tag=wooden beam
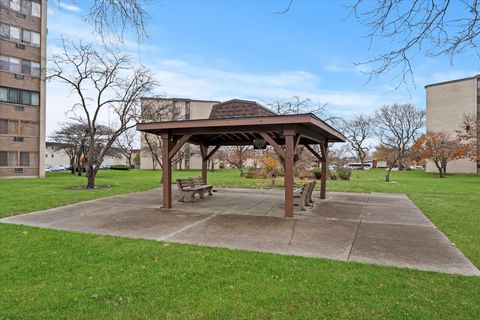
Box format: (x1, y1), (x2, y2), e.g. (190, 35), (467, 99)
(294, 134), (302, 149)
(168, 134), (192, 160)
(206, 145), (221, 160)
(200, 144), (208, 183)
(295, 126), (326, 144)
(161, 133), (172, 208)
(259, 132), (285, 159)
(320, 142), (328, 200)
(284, 131), (295, 218)
(304, 144), (324, 161)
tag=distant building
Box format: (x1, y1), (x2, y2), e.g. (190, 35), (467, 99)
(425, 75), (479, 173)
(0, 0), (47, 178)
(140, 97), (220, 170)
(45, 142), (138, 168)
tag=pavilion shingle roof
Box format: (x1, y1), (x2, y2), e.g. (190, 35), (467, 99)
(209, 99), (276, 119)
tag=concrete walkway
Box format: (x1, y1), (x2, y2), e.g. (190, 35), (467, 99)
(1, 188), (478, 276)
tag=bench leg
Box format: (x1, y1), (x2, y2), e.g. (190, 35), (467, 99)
(208, 187), (213, 196)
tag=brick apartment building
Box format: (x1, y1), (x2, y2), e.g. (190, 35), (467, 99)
(425, 75), (480, 173)
(0, 0), (47, 178)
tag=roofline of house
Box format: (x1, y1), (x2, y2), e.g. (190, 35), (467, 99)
(424, 74), (480, 89)
(140, 96), (221, 103)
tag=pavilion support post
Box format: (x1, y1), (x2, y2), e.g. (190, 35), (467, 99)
(161, 132), (172, 208)
(284, 129), (296, 218)
(200, 144), (208, 184)
(320, 142), (328, 200)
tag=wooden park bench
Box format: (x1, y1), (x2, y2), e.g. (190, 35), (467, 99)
(176, 177), (213, 202)
(293, 181), (316, 211)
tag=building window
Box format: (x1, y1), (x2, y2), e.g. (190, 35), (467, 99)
(0, 151), (7, 166)
(0, 87), (40, 106)
(21, 0), (31, 15)
(10, 26), (20, 41)
(0, 23), (39, 45)
(31, 2), (40, 17)
(8, 152), (17, 166)
(0, 24), (8, 38)
(10, 0), (20, 11)
(0, 119), (7, 134)
(31, 61), (40, 76)
(51, 154), (54, 158)
(31, 92), (39, 106)
(22, 29), (31, 44)
(8, 88), (19, 104)
(22, 29), (40, 46)
(0, 55), (20, 73)
(0, 87), (7, 101)
(8, 120), (18, 134)
(0, 1), (41, 17)
(31, 31), (40, 46)
(20, 152), (29, 166)
(20, 59), (40, 76)
(0, 24), (20, 41)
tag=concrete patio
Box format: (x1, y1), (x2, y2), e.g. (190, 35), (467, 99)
(1, 188), (478, 276)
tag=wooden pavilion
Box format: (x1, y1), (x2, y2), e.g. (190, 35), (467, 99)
(137, 99), (346, 218)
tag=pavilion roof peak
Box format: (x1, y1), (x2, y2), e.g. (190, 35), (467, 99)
(209, 99), (276, 119)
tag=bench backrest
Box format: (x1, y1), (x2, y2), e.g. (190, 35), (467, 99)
(176, 177), (206, 190)
(189, 177), (206, 187)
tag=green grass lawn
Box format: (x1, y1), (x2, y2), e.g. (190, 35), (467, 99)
(1, 168), (479, 319)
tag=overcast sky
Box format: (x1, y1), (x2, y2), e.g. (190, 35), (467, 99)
(46, 0), (478, 137)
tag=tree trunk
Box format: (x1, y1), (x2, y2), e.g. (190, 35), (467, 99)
(239, 167), (244, 177)
(442, 161), (447, 177)
(385, 167), (392, 182)
(70, 158), (75, 174)
(86, 164), (96, 189)
(434, 161), (444, 178)
(127, 155), (132, 168)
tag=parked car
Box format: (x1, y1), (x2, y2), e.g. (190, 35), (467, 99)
(45, 165), (53, 172)
(346, 162), (372, 170)
(49, 165), (68, 171)
(385, 167), (399, 171)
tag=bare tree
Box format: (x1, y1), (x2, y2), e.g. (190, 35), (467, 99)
(115, 128), (137, 167)
(48, 40), (156, 188)
(268, 96), (335, 121)
(52, 0), (151, 42)
(225, 146), (251, 177)
(351, 1), (480, 86)
(340, 115), (373, 169)
(374, 103), (425, 181)
(50, 121), (88, 174)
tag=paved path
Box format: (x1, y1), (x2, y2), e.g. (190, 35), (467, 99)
(2, 188), (478, 276)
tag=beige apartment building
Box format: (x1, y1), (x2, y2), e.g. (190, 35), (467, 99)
(0, 0), (47, 178)
(140, 97), (220, 170)
(425, 75), (479, 173)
